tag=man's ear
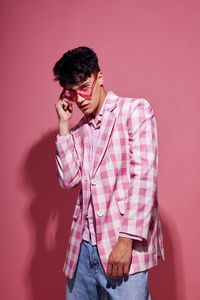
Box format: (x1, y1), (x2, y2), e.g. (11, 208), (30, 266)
(98, 71), (104, 86)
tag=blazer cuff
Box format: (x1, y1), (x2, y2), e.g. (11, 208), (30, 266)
(55, 133), (71, 144)
(119, 232), (143, 241)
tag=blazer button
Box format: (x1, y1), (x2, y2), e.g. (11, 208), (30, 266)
(97, 210), (104, 217)
(91, 179), (96, 185)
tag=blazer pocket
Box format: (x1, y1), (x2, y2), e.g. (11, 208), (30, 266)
(73, 205), (81, 220)
(117, 200), (126, 215)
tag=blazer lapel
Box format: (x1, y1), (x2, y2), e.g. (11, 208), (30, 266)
(92, 103), (119, 177)
(81, 122), (91, 177)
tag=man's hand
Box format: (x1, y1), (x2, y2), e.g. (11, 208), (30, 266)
(55, 92), (74, 136)
(106, 237), (133, 278)
(55, 98), (73, 123)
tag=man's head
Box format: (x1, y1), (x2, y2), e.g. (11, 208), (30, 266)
(53, 46), (106, 118)
(53, 46), (100, 86)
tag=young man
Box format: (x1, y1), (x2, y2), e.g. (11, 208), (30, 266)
(53, 46), (165, 299)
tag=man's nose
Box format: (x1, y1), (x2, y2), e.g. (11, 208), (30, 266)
(76, 94), (85, 104)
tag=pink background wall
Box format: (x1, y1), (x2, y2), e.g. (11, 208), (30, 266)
(1, 0), (199, 299)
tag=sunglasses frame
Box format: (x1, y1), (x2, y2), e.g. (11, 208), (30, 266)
(60, 72), (99, 102)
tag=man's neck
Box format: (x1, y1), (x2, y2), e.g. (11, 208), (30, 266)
(92, 88), (107, 124)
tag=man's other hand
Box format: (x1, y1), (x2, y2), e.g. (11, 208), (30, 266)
(106, 237), (133, 278)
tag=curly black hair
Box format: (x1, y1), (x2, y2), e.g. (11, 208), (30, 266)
(53, 46), (100, 87)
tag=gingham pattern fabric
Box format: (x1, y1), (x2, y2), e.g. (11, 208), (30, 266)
(55, 90), (165, 279)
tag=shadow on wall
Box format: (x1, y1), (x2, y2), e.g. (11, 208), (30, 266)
(149, 211), (186, 300)
(22, 130), (80, 300)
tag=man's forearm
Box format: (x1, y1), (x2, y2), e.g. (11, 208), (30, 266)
(59, 120), (70, 136)
(118, 236), (133, 246)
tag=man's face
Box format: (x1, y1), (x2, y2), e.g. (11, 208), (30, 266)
(64, 72), (104, 117)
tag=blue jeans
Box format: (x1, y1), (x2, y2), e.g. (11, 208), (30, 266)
(66, 239), (151, 300)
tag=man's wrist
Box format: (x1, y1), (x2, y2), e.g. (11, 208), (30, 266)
(118, 236), (133, 246)
(59, 120), (70, 136)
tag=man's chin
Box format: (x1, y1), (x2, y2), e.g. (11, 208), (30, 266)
(82, 107), (94, 115)
(82, 110), (91, 115)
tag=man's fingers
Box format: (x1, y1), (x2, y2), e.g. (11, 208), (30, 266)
(123, 263), (130, 276)
(107, 263), (112, 276)
(111, 265), (118, 277)
(58, 99), (73, 112)
(64, 99), (73, 106)
(107, 262), (129, 278)
(118, 265), (124, 277)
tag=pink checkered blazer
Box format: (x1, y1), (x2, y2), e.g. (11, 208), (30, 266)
(55, 90), (165, 279)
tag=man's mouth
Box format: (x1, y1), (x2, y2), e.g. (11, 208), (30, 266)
(80, 104), (89, 110)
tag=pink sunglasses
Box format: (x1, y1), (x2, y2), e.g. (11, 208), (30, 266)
(60, 72), (99, 102)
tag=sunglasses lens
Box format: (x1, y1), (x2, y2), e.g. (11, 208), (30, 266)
(61, 90), (77, 102)
(78, 87), (92, 99)
(60, 85), (93, 102)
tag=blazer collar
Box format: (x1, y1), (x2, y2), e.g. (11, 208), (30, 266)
(91, 91), (120, 177)
(103, 90), (119, 112)
(84, 90), (119, 124)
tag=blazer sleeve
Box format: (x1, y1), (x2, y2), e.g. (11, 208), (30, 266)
(120, 99), (158, 241)
(55, 130), (82, 189)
